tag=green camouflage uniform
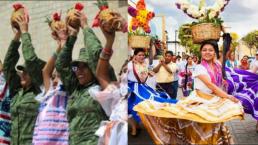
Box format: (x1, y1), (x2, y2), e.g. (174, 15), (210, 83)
(3, 33), (45, 145)
(56, 27), (116, 145)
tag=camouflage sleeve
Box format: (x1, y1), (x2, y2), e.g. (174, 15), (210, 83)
(82, 27), (117, 81)
(3, 40), (21, 95)
(82, 27), (102, 76)
(56, 35), (78, 94)
(21, 33), (46, 87)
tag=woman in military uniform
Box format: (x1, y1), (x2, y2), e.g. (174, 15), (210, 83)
(55, 11), (116, 145)
(4, 14), (45, 144)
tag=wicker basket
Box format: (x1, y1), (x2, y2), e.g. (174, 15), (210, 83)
(129, 35), (151, 49)
(191, 23), (221, 44)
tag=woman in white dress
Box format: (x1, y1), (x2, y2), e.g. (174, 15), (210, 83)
(88, 14), (128, 145)
(32, 25), (69, 145)
(133, 40), (243, 144)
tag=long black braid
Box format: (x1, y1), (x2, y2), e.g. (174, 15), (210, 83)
(184, 62), (189, 90)
(222, 33), (232, 80)
(184, 56), (192, 90)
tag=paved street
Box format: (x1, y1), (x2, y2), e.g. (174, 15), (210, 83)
(129, 89), (258, 145)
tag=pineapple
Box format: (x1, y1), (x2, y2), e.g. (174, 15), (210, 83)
(67, 3), (84, 29)
(11, 3), (26, 30)
(95, 0), (121, 31)
(46, 12), (67, 40)
(99, 9), (113, 22)
(46, 12), (66, 32)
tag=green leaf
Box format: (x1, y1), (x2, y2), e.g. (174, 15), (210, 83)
(242, 30), (258, 49)
(44, 16), (52, 25)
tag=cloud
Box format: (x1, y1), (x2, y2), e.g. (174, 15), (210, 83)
(221, 0), (257, 22)
(129, 0), (257, 39)
(144, 0), (258, 38)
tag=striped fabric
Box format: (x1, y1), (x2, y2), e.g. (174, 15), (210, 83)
(226, 67), (258, 120)
(0, 73), (10, 145)
(128, 81), (177, 122)
(32, 85), (68, 145)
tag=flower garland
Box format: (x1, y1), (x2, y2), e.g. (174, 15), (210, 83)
(128, 0), (155, 34)
(175, 0), (230, 20)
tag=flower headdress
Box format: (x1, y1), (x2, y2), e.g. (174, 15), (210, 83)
(128, 0), (155, 34)
(175, 0), (230, 25)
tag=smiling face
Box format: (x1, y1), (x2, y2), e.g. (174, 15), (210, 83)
(172, 55), (177, 63)
(187, 56), (193, 65)
(192, 56), (197, 62)
(134, 51), (145, 63)
(18, 71), (32, 89)
(165, 53), (172, 63)
(241, 56), (249, 64)
(229, 52), (235, 60)
(201, 44), (216, 62)
(52, 71), (61, 89)
(73, 62), (94, 85)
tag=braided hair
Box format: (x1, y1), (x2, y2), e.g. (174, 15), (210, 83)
(183, 56), (192, 90)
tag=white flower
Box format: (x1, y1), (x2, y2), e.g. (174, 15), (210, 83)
(208, 9), (218, 18)
(181, 3), (190, 10)
(187, 5), (201, 18)
(178, 0), (190, 4)
(176, 0), (228, 20)
(199, 15), (206, 20)
(212, 3), (221, 11)
(217, 0), (225, 7)
(199, 7), (206, 15)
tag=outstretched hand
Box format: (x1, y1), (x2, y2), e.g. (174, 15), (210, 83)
(100, 19), (115, 45)
(78, 11), (88, 29)
(110, 12), (127, 31)
(67, 11), (88, 29)
(51, 31), (65, 53)
(15, 15), (28, 33)
(53, 26), (68, 41)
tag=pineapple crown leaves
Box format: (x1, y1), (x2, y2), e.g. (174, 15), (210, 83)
(44, 11), (62, 25)
(94, 0), (109, 10)
(45, 16), (52, 25)
(67, 7), (73, 13)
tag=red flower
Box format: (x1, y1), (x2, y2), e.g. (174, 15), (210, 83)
(13, 3), (24, 11)
(151, 12), (155, 18)
(136, 0), (146, 10)
(75, 3), (84, 11)
(52, 12), (61, 21)
(179, 72), (186, 77)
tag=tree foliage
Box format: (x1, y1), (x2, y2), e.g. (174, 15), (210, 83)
(241, 30), (258, 49)
(178, 23), (200, 56)
(230, 32), (240, 51)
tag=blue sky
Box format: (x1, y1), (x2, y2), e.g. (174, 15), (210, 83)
(129, 0), (258, 41)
